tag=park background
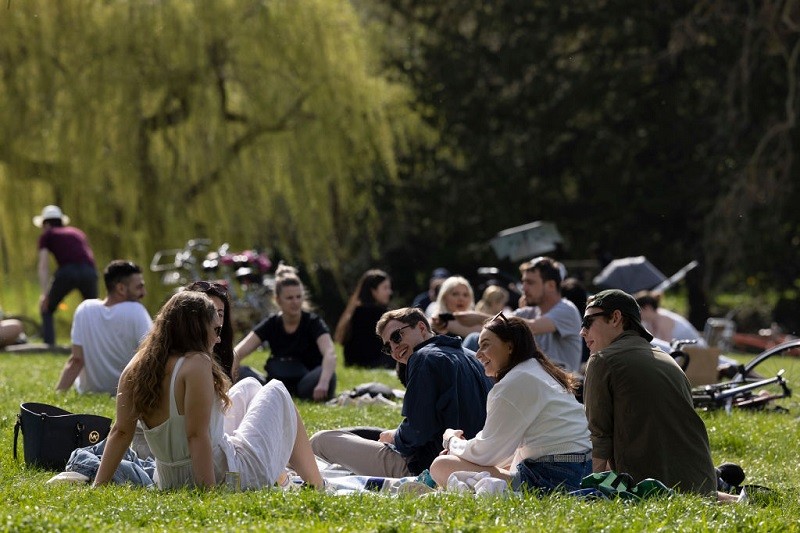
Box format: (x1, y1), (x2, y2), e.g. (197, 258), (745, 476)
(1, 0), (799, 337)
(2, 4), (800, 531)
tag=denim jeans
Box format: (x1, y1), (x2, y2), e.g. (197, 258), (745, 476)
(512, 457), (592, 494)
(237, 363), (337, 401)
(66, 438), (156, 487)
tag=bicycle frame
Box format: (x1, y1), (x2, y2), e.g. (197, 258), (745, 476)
(150, 238), (276, 334)
(693, 371), (790, 413)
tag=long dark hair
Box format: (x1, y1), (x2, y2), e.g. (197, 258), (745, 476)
(484, 314), (578, 392)
(356, 269), (390, 306)
(183, 281), (234, 380)
(334, 269), (390, 344)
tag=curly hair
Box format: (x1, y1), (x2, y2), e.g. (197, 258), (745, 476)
(126, 291), (230, 416)
(483, 314), (578, 392)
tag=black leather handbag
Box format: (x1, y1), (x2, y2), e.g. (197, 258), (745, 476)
(13, 402), (112, 471)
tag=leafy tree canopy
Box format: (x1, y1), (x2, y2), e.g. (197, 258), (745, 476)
(0, 0), (424, 311)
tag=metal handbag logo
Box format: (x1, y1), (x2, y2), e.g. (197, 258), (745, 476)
(89, 430), (101, 444)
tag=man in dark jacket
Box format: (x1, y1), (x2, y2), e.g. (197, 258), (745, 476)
(310, 307), (493, 477)
(582, 289), (717, 496)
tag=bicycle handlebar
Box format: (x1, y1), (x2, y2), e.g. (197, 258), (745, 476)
(186, 238), (212, 249)
(150, 238), (213, 272)
(150, 248), (184, 272)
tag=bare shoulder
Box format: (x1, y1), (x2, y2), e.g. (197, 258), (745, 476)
(180, 351), (214, 372)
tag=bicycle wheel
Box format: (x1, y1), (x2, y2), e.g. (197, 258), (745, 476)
(734, 339), (800, 411)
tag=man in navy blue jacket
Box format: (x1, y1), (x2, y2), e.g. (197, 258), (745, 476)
(310, 307), (493, 477)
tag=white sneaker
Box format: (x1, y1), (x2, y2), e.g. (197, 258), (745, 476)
(46, 471), (90, 484)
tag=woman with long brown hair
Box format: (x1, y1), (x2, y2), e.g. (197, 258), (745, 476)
(93, 290), (322, 490)
(430, 314), (590, 493)
(334, 269), (393, 368)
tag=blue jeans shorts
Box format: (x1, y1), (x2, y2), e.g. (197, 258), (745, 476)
(512, 452), (592, 494)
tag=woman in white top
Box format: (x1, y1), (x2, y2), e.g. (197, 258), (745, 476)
(93, 291), (322, 490)
(430, 313), (591, 493)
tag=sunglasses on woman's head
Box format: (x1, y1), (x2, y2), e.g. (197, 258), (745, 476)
(188, 280), (228, 295)
(491, 311), (509, 324)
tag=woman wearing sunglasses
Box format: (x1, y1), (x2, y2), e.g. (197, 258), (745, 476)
(183, 281), (235, 380)
(233, 264), (337, 402)
(430, 313), (591, 493)
(94, 290), (323, 490)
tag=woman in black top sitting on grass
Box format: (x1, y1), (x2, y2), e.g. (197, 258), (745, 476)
(233, 264), (337, 402)
(334, 269), (394, 368)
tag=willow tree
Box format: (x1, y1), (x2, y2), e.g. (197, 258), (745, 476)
(0, 0), (420, 311)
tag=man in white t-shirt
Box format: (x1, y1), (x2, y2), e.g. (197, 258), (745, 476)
(55, 260), (152, 394)
(634, 291), (707, 347)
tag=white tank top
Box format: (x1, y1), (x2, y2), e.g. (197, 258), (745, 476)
(142, 356), (230, 488)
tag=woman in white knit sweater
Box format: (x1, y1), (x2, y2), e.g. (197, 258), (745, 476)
(430, 313), (591, 493)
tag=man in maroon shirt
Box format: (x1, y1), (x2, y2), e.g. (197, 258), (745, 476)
(33, 205), (98, 345)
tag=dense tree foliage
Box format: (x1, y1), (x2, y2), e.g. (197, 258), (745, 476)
(361, 0), (800, 327)
(0, 0), (421, 312)
(1, 1), (798, 332)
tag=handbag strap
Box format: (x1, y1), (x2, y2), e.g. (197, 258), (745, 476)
(13, 413), (21, 460)
(74, 421), (84, 446)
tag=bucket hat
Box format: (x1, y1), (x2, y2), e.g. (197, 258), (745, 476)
(33, 205), (70, 227)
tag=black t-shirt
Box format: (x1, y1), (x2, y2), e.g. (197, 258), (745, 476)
(343, 305), (393, 368)
(252, 311), (330, 369)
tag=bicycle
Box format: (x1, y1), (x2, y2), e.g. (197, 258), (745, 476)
(150, 239), (277, 335)
(680, 339), (800, 413)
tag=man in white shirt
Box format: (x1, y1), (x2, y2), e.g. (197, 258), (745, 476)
(55, 260), (152, 394)
(634, 291), (707, 346)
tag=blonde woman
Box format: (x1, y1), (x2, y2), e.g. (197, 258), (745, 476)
(475, 285), (510, 315)
(428, 276), (481, 339)
(233, 264), (337, 402)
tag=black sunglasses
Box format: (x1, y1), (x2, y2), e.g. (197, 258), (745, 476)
(382, 324), (412, 355)
(581, 310), (613, 330)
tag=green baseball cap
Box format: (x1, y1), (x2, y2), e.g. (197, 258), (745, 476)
(586, 289), (654, 342)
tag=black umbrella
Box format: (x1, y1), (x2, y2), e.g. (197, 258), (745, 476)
(592, 256), (667, 294)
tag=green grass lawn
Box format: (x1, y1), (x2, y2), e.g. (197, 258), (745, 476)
(1, 349), (799, 532)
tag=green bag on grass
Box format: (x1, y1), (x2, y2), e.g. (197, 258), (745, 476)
(581, 471), (673, 501)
